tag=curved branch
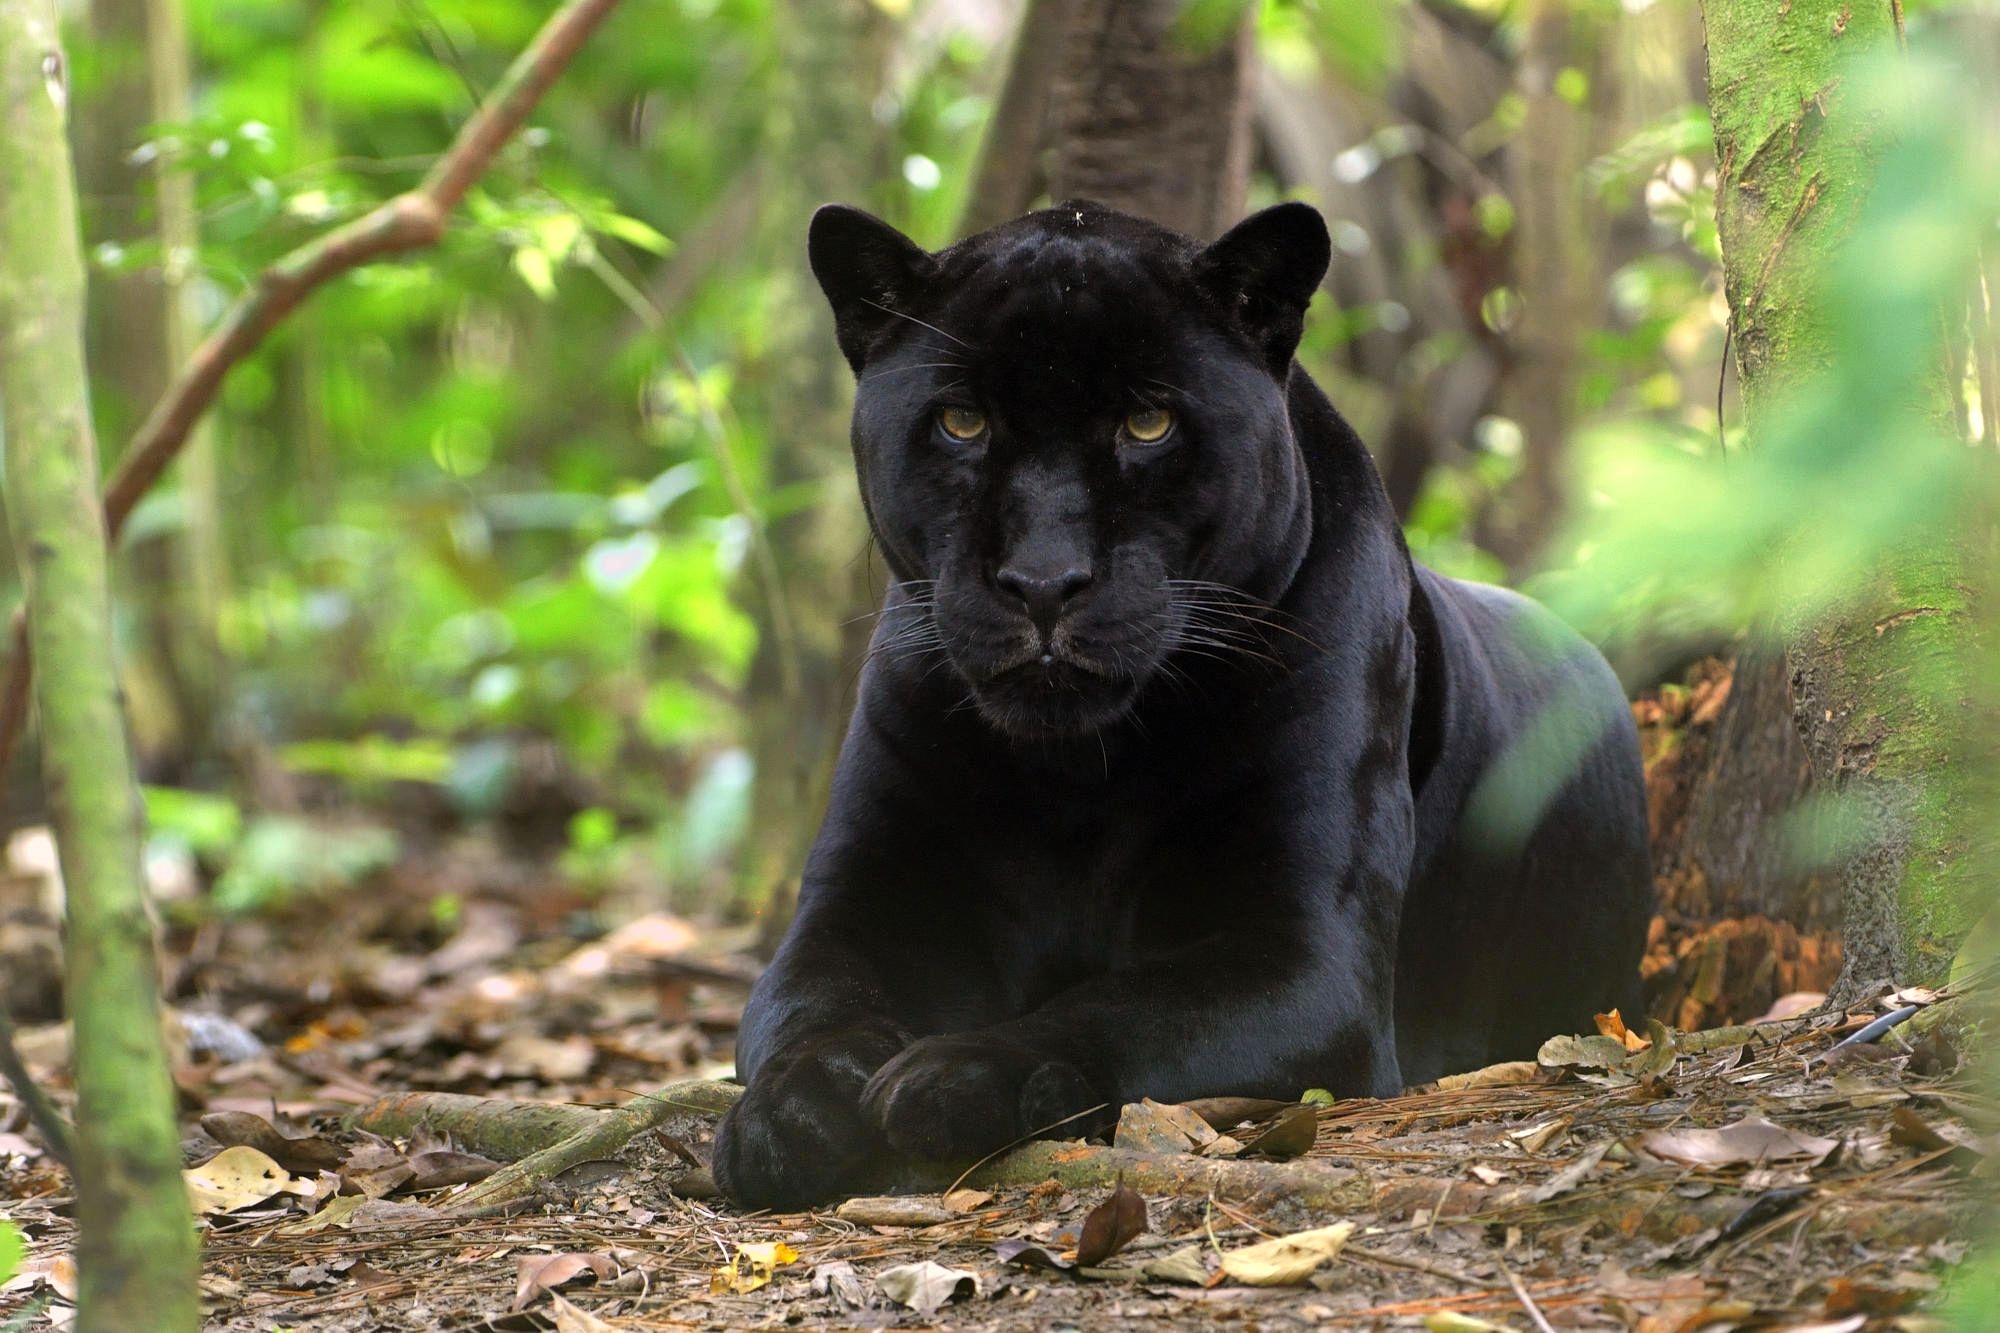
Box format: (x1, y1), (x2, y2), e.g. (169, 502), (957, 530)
(0, 0), (625, 799)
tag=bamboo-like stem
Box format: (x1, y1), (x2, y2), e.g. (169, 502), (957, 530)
(0, 5), (199, 1327)
(0, 0), (626, 796)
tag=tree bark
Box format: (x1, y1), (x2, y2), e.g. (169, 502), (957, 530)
(738, 0), (892, 937)
(0, 5), (201, 1327)
(1700, 0), (1981, 986)
(960, 0), (1066, 234)
(1045, 0), (1253, 239)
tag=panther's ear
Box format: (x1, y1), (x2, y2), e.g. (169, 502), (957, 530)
(1195, 202), (1331, 373)
(808, 204), (939, 372)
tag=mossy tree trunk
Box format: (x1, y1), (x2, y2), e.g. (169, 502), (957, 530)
(1700, 0), (1980, 986)
(0, 4), (200, 1329)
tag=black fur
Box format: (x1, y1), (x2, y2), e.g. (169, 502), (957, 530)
(711, 201), (1652, 1210)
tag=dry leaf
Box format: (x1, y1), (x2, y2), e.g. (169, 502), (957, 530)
(1176, 1096), (1294, 1129)
(184, 1145), (315, 1214)
(1141, 1245), (1209, 1285)
(515, 1253), (619, 1310)
(1239, 1104), (1318, 1159)
(1596, 1008), (1651, 1051)
(549, 1293), (622, 1332)
(406, 1149), (500, 1191)
(1640, 1117), (1837, 1168)
(1114, 1098), (1217, 1153)
(834, 1195), (954, 1227)
(1435, 1061), (1540, 1091)
(1537, 1032), (1630, 1070)
(994, 1238), (1073, 1271)
(277, 1193), (366, 1235)
(942, 1188), (992, 1213)
(199, 1111), (343, 1174)
(877, 1260), (978, 1313)
(810, 1260), (867, 1309)
(1219, 1221), (1354, 1285)
(1423, 1315), (1512, 1332)
(1076, 1182), (1147, 1265)
(709, 1241), (797, 1295)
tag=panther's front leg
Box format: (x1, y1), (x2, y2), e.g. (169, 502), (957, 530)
(862, 890), (1406, 1162)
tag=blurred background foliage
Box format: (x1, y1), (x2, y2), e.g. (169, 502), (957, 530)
(1, 0), (1993, 963)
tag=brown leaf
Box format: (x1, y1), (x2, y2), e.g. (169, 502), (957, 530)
(405, 1149), (500, 1191)
(941, 1187), (992, 1213)
(1595, 1008), (1651, 1051)
(1113, 1098), (1216, 1153)
(515, 1253), (619, 1310)
(994, 1238), (1073, 1271)
(1175, 1096), (1294, 1130)
(1435, 1061), (1541, 1091)
(833, 1195), (955, 1227)
(1239, 1104), (1318, 1159)
(199, 1112), (344, 1175)
(549, 1293), (622, 1332)
(1639, 1117), (1837, 1168)
(1075, 1181), (1147, 1266)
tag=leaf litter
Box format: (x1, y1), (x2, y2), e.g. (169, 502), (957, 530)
(0, 822), (1989, 1332)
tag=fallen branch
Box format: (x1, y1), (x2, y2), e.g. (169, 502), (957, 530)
(0, 1003), (73, 1170)
(0, 0), (626, 800)
(347, 1079), (741, 1217)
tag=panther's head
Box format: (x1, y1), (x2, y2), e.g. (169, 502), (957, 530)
(812, 200), (1331, 740)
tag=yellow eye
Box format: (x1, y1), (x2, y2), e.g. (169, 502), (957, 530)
(1124, 408), (1174, 443)
(937, 407), (987, 441)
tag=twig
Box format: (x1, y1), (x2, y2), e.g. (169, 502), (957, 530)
(0, 1002), (73, 1169)
(0, 0), (626, 802)
(1496, 1257), (1559, 1333)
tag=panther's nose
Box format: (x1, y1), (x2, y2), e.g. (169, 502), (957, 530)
(995, 565), (1094, 638)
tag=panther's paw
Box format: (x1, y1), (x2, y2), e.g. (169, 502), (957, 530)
(711, 1025), (906, 1210)
(860, 1034), (1099, 1161)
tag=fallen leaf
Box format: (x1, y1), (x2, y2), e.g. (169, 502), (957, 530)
(1114, 1098), (1217, 1153)
(1625, 1019), (1679, 1077)
(1596, 1008), (1651, 1051)
(184, 1146), (314, 1214)
(994, 1238), (1073, 1271)
(1423, 1315), (1512, 1332)
(1197, 1133), (1246, 1157)
(1218, 1221), (1354, 1286)
(1528, 1141), (1611, 1203)
(1239, 1104), (1318, 1159)
(834, 1195), (954, 1227)
(877, 1260), (978, 1314)
(516, 1254), (620, 1310)
(1510, 1116), (1571, 1154)
(810, 1260), (867, 1309)
(1141, 1245), (1210, 1285)
(1639, 1117), (1837, 1168)
(406, 1149), (500, 1191)
(1076, 1182), (1147, 1265)
(0, 1254), (77, 1302)
(1176, 1096), (1294, 1129)
(549, 1293), (621, 1332)
(199, 1112), (344, 1174)
(277, 1194), (367, 1234)
(1300, 1088), (1335, 1106)
(1537, 1033), (1631, 1070)
(1435, 1061), (1540, 1091)
(1825, 1277), (1919, 1316)
(942, 1187), (992, 1213)
(709, 1241), (797, 1295)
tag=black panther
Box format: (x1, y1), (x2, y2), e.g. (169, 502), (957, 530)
(711, 200), (1651, 1210)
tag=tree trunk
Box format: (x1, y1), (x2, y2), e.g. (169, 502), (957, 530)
(1700, 0), (1981, 987)
(0, 6), (200, 1328)
(960, 0), (1065, 234)
(738, 0), (891, 937)
(1046, 0), (1253, 239)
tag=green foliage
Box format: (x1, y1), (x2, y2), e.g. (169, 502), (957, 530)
(211, 816), (399, 915)
(0, 1218), (22, 1287)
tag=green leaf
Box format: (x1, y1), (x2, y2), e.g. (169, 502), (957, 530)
(0, 1218), (23, 1287)
(596, 212), (673, 255)
(512, 245), (557, 300)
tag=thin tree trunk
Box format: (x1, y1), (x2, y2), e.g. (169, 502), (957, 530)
(0, 5), (200, 1328)
(1046, 0), (1253, 239)
(1700, 0), (1981, 987)
(960, 0), (1066, 234)
(739, 0), (891, 938)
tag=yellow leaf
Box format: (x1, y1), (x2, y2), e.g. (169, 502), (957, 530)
(1219, 1221), (1354, 1286)
(184, 1145), (313, 1214)
(710, 1240), (799, 1294)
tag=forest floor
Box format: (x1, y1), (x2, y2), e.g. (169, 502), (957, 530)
(0, 660), (1992, 1331)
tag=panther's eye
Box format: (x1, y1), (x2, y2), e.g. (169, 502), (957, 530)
(1123, 408), (1174, 444)
(936, 407), (987, 443)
